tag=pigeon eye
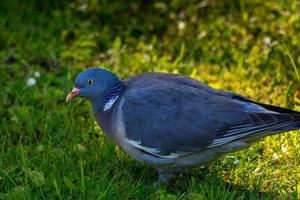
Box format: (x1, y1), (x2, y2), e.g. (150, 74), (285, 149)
(88, 79), (93, 85)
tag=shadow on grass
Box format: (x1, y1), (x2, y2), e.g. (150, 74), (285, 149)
(122, 159), (282, 199)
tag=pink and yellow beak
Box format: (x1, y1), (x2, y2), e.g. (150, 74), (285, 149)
(66, 87), (80, 102)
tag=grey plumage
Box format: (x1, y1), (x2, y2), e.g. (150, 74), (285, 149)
(121, 73), (300, 156)
(67, 68), (300, 184)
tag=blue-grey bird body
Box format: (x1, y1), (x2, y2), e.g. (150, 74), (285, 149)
(66, 68), (300, 184)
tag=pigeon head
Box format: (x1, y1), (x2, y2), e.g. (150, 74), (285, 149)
(66, 68), (124, 111)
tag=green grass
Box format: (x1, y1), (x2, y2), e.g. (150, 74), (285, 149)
(1, 0), (300, 199)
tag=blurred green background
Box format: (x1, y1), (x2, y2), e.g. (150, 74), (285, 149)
(0, 0), (300, 199)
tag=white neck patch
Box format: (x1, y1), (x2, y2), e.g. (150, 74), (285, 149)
(103, 95), (119, 111)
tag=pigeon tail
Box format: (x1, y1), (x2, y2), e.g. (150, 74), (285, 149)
(209, 105), (300, 148)
(244, 110), (300, 143)
(259, 103), (300, 132)
(272, 117), (300, 132)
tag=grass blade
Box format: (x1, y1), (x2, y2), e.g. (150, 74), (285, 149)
(80, 159), (85, 195)
(53, 178), (62, 200)
(284, 43), (300, 84)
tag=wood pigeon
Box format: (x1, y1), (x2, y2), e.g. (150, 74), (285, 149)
(66, 68), (300, 184)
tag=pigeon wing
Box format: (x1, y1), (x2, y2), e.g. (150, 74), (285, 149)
(121, 74), (300, 158)
(121, 81), (245, 158)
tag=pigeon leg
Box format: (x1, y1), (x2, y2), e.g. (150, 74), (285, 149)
(155, 167), (181, 186)
(155, 171), (175, 186)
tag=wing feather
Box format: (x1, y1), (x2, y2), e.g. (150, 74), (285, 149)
(120, 73), (300, 158)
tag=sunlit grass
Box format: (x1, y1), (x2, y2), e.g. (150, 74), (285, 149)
(1, 0), (300, 199)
